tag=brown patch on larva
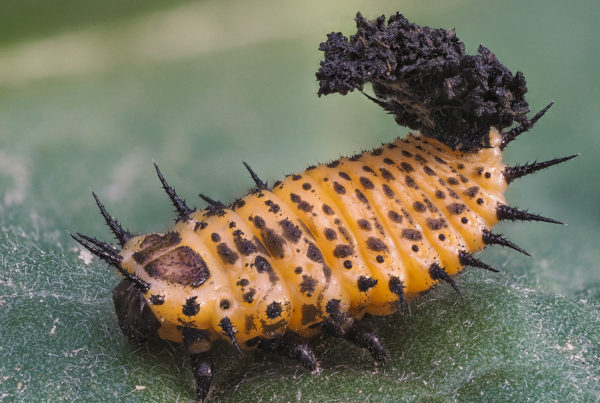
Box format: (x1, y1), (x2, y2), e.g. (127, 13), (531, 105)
(324, 228), (337, 240)
(333, 181), (346, 194)
(253, 236), (268, 255)
(264, 200), (281, 213)
(426, 218), (446, 230)
(366, 237), (387, 251)
(262, 229), (286, 259)
(355, 189), (369, 204)
(245, 315), (257, 332)
(254, 255), (279, 284)
(359, 177), (374, 189)
(323, 265), (332, 281)
(292, 174), (302, 180)
(400, 162), (414, 173)
(252, 215), (265, 229)
(243, 288), (256, 303)
(300, 275), (318, 296)
(333, 244), (354, 258)
(290, 193), (312, 212)
(405, 176), (417, 188)
(233, 236), (257, 256)
(434, 190), (446, 199)
(448, 189), (460, 199)
(411, 245), (419, 252)
(447, 203), (467, 215)
(424, 198), (438, 212)
(475, 166), (484, 176)
(357, 276), (378, 292)
(447, 177), (459, 185)
(301, 304), (320, 325)
(338, 226), (352, 242)
(464, 186), (479, 198)
(217, 243), (239, 265)
(413, 201), (427, 212)
(133, 231), (181, 264)
(382, 184), (395, 198)
(434, 156), (447, 164)
(401, 150), (412, 157)
(415, 154), (427, 164)
(383, 157), (394, 165)
(327, 160), (340, 168)
(357, 219), (371, 230)
(322, 204), (334, 215)
(279, 219), (302, 243)
(423, 166), (435, 176)
(339, 171), (351, 181)
(302, 183), (312, 190)
(307, 243), (324, 263)
(402, 229), (423, 241)
(362, 165), (374, 173)
(388, 210), (402, 223)
(379, 168), (394, 180)
(144, 246), (210, 287)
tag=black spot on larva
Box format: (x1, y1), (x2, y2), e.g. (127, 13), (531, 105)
(383, 157), (394, 165)
(448, 189), (460, 199)
(376, 255), (384, 263)
(457, 163), (465, 170)
(461, 217), (469, 224)
(181, 327), (210, 347)
(357, 276), (378, 292)
(300, 275), (318, 296)
(292, 174), (302, 180)
(389, 276), (405, 299)
(343, 260), (353, 269)
(253, 236), (268, 255)
(371, 148), (383, 156)
(254, 255), (279, 284)
(388, 210), (402, 223)
(447, 203), (467, 215)
(388, 143), (397, 149)
(400, 162), (414, 173)
(424, 199), (438, 213)
(262, 229), (286, 259)
(402, 229), (423, 241)
(302, 183), (312, 190)
(366, 237), (387, 252)
(464, 186), (479, 198)
(229, 221), (236, 229)
(243, 288), (256, 303)
(295, 266), (303, 274)
(290, 193), (312, 212)
(133, 231), (181, 264)
(379, 168), (394, 180)
(382, 184), (395, 198)
(435, 190), (446, 199)
(307, 243), (323, 263)
(194, 221), (208, 231)
(485, 172), (492, 179)
(279, 219), (302, 243)
(427, 218), (446, 230)
(266, 302), (283, 319)
(423, 166), (435, 176)
(338, 226), (352, 242)
(359, 176), (374, 189)
(415, 154), (427, 164)
(217, 243), (239, 265)
(144, 246), (209, 287)
(411, 245), (419, 252)
(401, 150), (412, 157)
(413, 201), (426, 212)
(233, 199), (246, 209)
(210, 233), (221, 242)
(237, 278), (249, 287)
(477, 198), (484, 205)
(324, 228), (337, 240)
(234, 236), (257, 256)
(333, 181), (346, 194)
(435, 156), (447, 164)
(220, 299), (230, 310)
(265, 200), (281, 213)
(327, 160), (340, 168)
(438, 234), (446, 241)
(150, 294), (164, 305)
(363, 166), (374, 174)
(323, 265), (332, 281)
(405, 176), (417, 188)
(182, 297), (200, 316)
(349, 154), (360, 161)
(459, 174), (469, 183)
(322, 204), (334, 215)
(357, 219), (371, 230)
(253, 216), (266, 229)
(354, 189), (368, 204)
(301, 304), (320, 325)
(447, 177), (459, 186)
(333, 244), (354, 258)
(339, 171), (351, 181)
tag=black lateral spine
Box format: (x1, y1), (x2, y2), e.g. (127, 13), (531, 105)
(154, 163), (194, 221)
(242, 161), (267, 190)
(458, 251), (499, 273)
(503, 155), (578, 184)
(92, 191), (131, 246)
(496, 204), (563, 225)
(482, 229), (530, 256)
(500, 102), (554, 150)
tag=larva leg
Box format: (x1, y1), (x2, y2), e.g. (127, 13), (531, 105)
(112, 279), (160, 344)
(257, 332), (319, 372)
(190, 351), (213, 403)
(344, 321), (387, 363)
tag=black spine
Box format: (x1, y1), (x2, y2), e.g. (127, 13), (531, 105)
(458, 251), (499, 273)
(482, 229), (530, 256)
(154, 163), (194, 221)
(92, 191), (131, 246)
(500, 102), (554, 150)
(504, 155), (578, 184)
(496, 204), (563, 225)
(218, 317), (242, 355)
(242, 161), (267, 190)
(429, 263), (460, 294)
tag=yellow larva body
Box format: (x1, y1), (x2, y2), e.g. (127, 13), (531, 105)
(118, 129), (506, 350)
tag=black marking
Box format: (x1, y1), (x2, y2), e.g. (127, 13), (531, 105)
(459, 251), (499, 273)
(405, 176), (416, 188)
(324, 228), (337, 240)
(429, 263), (460, 294)
(339, 171), (351, 180)
(388, 210), (402, 223)
(292, 174), (302, 180)
(219, 317), (242, 354)
(144, 245), (210, 287)
(359, 176), (374, 189)
(366, 237), (387, 251)
(182, 296), (200, 316)
(447, 203), (466, 215)
(233, 236), (258, 256)
(149, 294), (164, 305)
(379, 168), (394, 180)
(217, 243), (239, 264)
(91, 191), (131, 246)
(266, 301), (283, 319)
(447, 177), (459, 185)
(295, 266), (303, 274)
(333, 244), (354, 258)
(220, 299), (231, 310)
(496, 204), (563, 225)
(383, 157), (394, 165)
(376, 255), (384, 263)
(243, 161), (267, 189)
(357, 219), (371, 230)
(389, 276), (406, 312)
(154, 163), (194, 221)
(194, 221), (208, 231)
(306, 243), (324, 262)
(413, 201), (426, 212)
(343, 260), (353, 269)
(265, 200), (280, 213)
(482, 229), (530, 256)
(355, 189), (369, 204)
(301, 304), (320, 325)
(382, 184), (395, 198)
(327, 160), (340, 168)
(400, 162), (414, 173)
(401, 229), (422, 241)
(254, 255), (279, 284)
(322, 204), (334, 215)
(464, 186), (479, 198)
(302, 182), (312, 190)
(279, 219), (302, 243)
(133, 231), (182, 264)
(243, 288), (256, 303)
(500, 102), (554, 150)
(211, 233), (221, 242)
(300, 275), (318, 296)
(357, 276), (378, 292)
(504, 155), (578, 184)
(333, 181), (346, 194)
(262, 229), (286, 259)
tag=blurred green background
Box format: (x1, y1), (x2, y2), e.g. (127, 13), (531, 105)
(0, 0), (598, 401)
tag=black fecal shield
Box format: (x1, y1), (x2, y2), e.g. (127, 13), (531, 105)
(112, 279), (161, 344)
(316, 12), (530, 151)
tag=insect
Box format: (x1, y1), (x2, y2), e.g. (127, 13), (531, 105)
(72, 12), (576, 401)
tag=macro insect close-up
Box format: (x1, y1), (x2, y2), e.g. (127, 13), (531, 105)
(1, 1), (599, 402)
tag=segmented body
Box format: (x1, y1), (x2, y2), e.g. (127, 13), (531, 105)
(118, 129), (506, 351)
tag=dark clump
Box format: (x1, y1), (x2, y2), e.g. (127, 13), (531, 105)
(316, 12), (530, 151)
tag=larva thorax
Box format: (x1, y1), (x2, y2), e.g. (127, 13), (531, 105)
(117, 129), (507, 350)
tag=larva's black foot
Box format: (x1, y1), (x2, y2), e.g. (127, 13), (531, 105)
(112, 279), (160, 344)
(190, 351), (213, 403)
(345, 321), (388, 364)
(257, 332), (319, 372)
